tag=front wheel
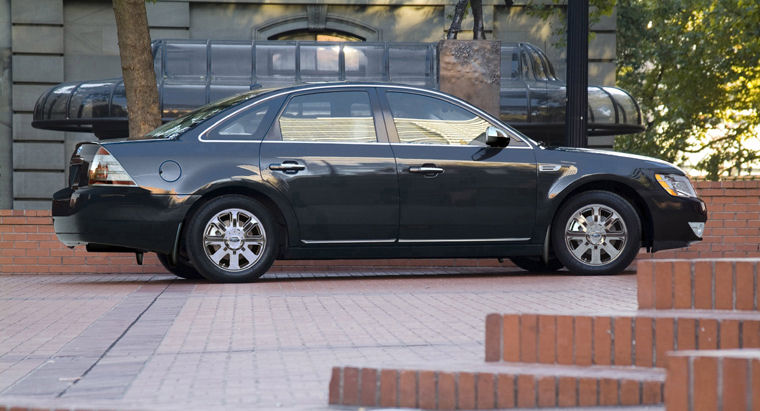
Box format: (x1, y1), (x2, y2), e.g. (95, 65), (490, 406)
(551, 191), (641, 276)
(186, 195), (277, 283)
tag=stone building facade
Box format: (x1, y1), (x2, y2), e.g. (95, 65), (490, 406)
(0, 0), (617, 209)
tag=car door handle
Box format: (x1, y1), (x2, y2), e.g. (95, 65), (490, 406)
(409, 166), (444, 175)
(269, 162), (306, 173)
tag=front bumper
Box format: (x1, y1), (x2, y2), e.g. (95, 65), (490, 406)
(650, 195), (707, 252)
(52, 186), (199, 254)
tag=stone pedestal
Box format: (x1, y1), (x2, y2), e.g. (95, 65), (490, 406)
(437, 40), (500, 117)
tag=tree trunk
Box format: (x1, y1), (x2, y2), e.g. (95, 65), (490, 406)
(112, 0), (161, 140)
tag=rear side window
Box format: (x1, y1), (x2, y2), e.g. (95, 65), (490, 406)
(206, 99), (280, 141)
(278, 91), (377, 143)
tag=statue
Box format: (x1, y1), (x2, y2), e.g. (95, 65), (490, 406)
(447, 0), (486, 39)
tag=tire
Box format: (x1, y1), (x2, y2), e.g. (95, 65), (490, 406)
(156, 253), (204, 280)
(186, 195), (277, 283)
(551, 190), (641, 276)
(510, 256), (563, 273)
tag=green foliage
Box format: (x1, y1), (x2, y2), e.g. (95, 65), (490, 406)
(615, 0), (760, 179)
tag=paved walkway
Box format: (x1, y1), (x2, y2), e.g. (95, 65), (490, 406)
(0, 268), (639, 410)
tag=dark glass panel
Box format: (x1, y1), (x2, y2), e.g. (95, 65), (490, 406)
(344, 44), (385, 81)
(299, 43), (340, 82)
(210, 43), (252, 84)
(68, 82), (114, 119)
(255, 43), (297, 87)
(388, 45), (432, 87)
(44, 83), (77, 120)
(209, 84), (252, 103)
(164, 42), (207, 81)
(110, 82), (128, 117)
(162, 83), (207, 118)
(587, 87), (615, 124)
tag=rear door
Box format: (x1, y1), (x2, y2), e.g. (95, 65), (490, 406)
(260, 87), (398, 244)
(380, 89), (537, 242)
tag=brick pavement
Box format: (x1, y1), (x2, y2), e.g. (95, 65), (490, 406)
(0, 269), (640, 410)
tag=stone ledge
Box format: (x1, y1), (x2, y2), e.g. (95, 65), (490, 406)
(328, 363), (664, 408)
(485, 312), (760, 367)
(637, 259), (760, 311)
(666, 349), (760, 411)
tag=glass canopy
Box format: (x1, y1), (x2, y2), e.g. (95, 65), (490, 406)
(33, 40), (643, 143)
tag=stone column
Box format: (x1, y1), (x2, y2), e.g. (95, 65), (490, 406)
(10, 0), (65, 209)
(437, 40), (500, 117)
(0, 0), (11, 208)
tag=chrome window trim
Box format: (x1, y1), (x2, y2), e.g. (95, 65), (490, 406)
(262, 141), (381, 146)
(390, 142), (532, 150)
(196, 83), (536, 148)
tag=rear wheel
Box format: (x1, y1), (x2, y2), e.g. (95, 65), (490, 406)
(156, 253), (203, 280)
(186, 195), (277, 283)
(551, 191), (641, 276)
(509, 256), (563, 273)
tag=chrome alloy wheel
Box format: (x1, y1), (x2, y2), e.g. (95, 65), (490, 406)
(564, 203), (628, 266)
(202, 208), (266, 272)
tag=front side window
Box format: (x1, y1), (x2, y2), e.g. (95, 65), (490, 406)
(386, 92), (492, 145)
(278, 91), (377, 143)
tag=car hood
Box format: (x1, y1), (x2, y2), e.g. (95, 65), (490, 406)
(544, 146), (684, 173)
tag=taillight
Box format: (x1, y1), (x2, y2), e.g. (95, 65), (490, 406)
(88, 147), (137, 186)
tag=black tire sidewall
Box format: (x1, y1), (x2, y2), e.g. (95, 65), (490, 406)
(186, 195), (277, 283)
(156, 253), (203, 280)
(509, 256), (563, 272)
(551, 191), (641, 276)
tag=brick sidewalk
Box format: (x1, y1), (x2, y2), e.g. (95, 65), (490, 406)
(0, 269), (638, 410)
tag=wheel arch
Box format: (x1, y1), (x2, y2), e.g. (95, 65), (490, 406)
(181, 183), (296, 258)
(552, 178), (653, 248)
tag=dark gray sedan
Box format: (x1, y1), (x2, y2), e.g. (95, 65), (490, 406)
(52, 83), (707, 282)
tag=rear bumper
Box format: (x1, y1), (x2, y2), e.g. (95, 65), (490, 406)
(650, 195), (707, 252)
(52, 186), (198, 254)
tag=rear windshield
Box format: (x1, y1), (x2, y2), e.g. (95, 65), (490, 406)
(144, 88), (278, 139)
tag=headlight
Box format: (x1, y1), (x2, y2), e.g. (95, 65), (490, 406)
(655, 173), (697, 198)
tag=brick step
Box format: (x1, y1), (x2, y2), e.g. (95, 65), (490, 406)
(328, 362), (664, 409)
(666, 349), (760, 411)
(485, 311), (760, 368)
(637, 259), (760, 311)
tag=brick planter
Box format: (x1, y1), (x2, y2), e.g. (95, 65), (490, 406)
(1, 180), (758, 275)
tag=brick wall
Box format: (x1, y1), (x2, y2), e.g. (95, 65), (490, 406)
(1, 180), (758, 274)
(639, 180), (760, 259)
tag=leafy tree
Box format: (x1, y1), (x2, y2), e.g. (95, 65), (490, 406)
(615, 0), (760, 179)
(112, 0), (162, 140)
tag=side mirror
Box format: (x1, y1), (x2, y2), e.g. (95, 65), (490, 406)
(486, 126), (510, 148)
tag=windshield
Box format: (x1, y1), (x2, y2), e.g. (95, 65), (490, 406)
(144, 88), (278, 139)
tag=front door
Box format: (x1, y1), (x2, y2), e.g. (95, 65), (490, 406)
(381, 89), (537, 242)
(260, 88), (398, 243)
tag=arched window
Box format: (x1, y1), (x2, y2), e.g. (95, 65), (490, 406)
(271, 30), (363, 42)
(253, 11), (381, 41)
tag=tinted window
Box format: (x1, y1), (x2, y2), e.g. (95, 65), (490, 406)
(207, 99), (279, 141)
(386, 92), (491, 146)
(145, 88), (274, 139)
(278, 91), (377, 143)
